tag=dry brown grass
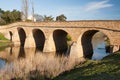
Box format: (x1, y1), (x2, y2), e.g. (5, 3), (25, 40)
(0, 52), (85, 80)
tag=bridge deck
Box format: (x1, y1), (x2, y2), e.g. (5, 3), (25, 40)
(0, 20), (120, 30)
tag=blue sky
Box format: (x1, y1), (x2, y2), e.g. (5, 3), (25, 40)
(0, 0), (120, 20)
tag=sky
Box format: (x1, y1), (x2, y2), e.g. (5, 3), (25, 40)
(0, 0), (120, 20)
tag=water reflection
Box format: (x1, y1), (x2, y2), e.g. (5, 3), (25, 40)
(0, 47), (36, 63)
(0, 32), (110, 68)
(92, 42), (109, 60)
(0, 59), (6, 69)
(18, 47), (26, 58)
(92, 32), (109, 60)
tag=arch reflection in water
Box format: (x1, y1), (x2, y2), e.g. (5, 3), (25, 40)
(0, 46), (57, 69)
(18, 47), (26, 58)
(0, 46), (36, 63)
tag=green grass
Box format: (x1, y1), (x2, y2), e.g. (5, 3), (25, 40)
(53, 52), (120, 80)
(0, 42), (11, 46)
(0, 33), (11, 51)
(0, 33), (9, 40)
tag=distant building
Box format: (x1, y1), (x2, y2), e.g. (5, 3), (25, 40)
(21, 12), (26, 21)
(28, 14), (44, 22)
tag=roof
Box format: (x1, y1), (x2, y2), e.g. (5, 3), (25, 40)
(28, 14), (44, 22)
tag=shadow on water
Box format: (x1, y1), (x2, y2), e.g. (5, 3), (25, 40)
(18, 47), (26, 58)
(35, 46), (44, 53)
(35, 43), (70, 57)
(56, 49), (67, 56)
(55, 45), (72, 57)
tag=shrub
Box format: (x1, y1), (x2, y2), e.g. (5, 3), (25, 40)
(0, 18), (6, 25)
(0, 33), (8, 40)
(0, 52), (85, 80)
(25, 19), (32, 22)
(66, 34), (72, 41)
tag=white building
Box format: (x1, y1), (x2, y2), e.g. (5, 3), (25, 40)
(28, 14), (44, 22)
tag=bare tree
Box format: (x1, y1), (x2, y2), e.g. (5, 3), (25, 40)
(21, 0), (29, 21)
(31, 0), (34, 22)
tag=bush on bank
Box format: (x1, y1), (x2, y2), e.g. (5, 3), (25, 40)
(0, 33), (9, 41)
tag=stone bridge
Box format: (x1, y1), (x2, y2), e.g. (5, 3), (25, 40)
(0, 20), (120, 58)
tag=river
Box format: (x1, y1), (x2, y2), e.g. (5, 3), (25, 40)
(0, 32), (109, 70)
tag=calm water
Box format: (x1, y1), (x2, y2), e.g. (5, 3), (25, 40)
(0, 32), (109, 69)
(0, 44), (109, 69)
(92, 32), (109, 60)
(92, 42), (109, 60)
(0, 59), (5, 69)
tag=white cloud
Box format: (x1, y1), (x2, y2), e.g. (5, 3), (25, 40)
(85, 0), (113, 12)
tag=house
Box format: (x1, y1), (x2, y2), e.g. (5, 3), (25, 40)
(28, 14), (44, 22)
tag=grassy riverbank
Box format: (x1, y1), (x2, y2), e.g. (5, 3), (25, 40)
(0, 33), (12, 49)
(53, 52), (120, 80)
(0, 42), (12, 51)
(0, 41), (11, 46)
(0, 33), (9, 41)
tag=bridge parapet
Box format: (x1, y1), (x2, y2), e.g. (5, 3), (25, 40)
(0, 20), (120, 30)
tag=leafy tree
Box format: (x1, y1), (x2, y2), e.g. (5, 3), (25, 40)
(0, 9), (21, 24)
(0, 8), (4, 14)
(12, 9), (21, 21)
(56, 14), (67, 21)
(1, 11), (11, 23)
(0, 8), (6, 25)
(44, 15), (54, 22)
(0, 18), (6, 25)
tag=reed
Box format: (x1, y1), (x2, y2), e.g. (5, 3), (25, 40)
(0, 52), (85, 80)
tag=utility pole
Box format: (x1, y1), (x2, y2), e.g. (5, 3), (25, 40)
(21, 0), (29, 21)
(31, 0), (34, 22)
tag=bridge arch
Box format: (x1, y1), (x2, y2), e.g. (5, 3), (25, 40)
(81, 30), (110, 58)
(32, 29), (45, 51)
(53, 29), (68, 53)
(17, 27), (26, 47)
(9, 31), (13, 42)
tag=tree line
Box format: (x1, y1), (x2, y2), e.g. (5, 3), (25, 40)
(0, 0), (67, 25)
(0, 8), (21, 25)
(0, 8), (67, 25)
(44, 14), (67, 22)
(21, 0), (67, 22)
